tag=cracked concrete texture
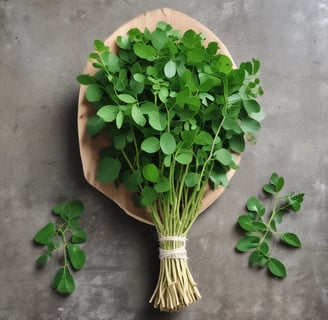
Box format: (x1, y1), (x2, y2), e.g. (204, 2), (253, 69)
(0, 0), (327, 319)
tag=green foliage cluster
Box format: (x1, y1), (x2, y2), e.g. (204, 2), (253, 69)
(77, 22), (265, 311)
(34, 200), (87, 294)
(77, 22), (264, 235)
(236, 173), (304, 278)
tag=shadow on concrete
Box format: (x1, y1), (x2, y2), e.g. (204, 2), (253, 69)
(62, 90), (89, 191)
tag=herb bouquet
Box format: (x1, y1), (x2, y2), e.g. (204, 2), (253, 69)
(77, 13), (263, 312)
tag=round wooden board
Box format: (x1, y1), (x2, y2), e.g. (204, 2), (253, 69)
(78, 8), (241, 225)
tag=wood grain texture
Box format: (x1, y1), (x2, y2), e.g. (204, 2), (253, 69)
(78, 8), (240, 225)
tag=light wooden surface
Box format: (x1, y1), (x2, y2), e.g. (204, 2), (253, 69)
(78, 8), (240, 225)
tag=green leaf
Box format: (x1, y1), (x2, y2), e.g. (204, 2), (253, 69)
(186, 96), (201, 111)
(175, 150), (193, 165)
(86, 85), (103, 102)
(133, 73), (145, 83)
(148, 111), (166, 131)
(276, 176), (285, 192)
(140, 186), (158, 206)
(243, 100), (261, 115)
(252, 58), (260, 74)
(163, 155), (171, 167)
(181, 29), (200, 49)
(159, 87), (169, 103)
(281, 233), (302, 248)
(240, 118), (261, 133)
(141, 137), (160, 153)
(68, 200), (84, 219)
(209, 167), (228, 188)
(206, 41), (218, 56)
(268, 257), (286, 278)
(184, 172), (201, 188)
(235, 236), (260, 252)
(87, 115), (105, 136)
(160, 132), (176, 155)
(181, 130), (196, 146)
(259, 242), (269, 255)
(154, 179), (171, 193)
(77, 74), (97, 85)
(249, 250), (261, 265)
(270, 219), (277, 232)
(117, 94), (136, 104)
(275, 211), (283, 224)
(123, 170), (142, 192)
(194, 131), (214, 146)
(106, 53), (120, 73)
(140, 102), (157, 114)
(214, 148), (232, 166)
(237, 215), (256, 232)
(223, 118), (242, 133)
(187, 49), (208, 65)
(116, 110), (124, 129)
(263, 184), (276, 194)
(269, 173), (279, 185)
(142, 164), (159, 183)
(96, 156), (121, 183)
(116, 35), (130, 49)
(94, 39), (108, 52)
(259, 257), (269, 268)
(130, 78), (144, 95)
(229, 135), (245, 153)
(198, 74), (215, 92)
(151, 29), (168, 50)
(97, 105), (119, 122)
(52, 201), (69, 215)
(89, 52), (100, 61)
(34, 223), (56, 245)
(71, 230), (87, 244)
(113, 134), (126, 150)
(69, 218), (81, 231)
(216, 54), (233, 74)
(47, 241), (56, 251)
(133, 43), (157, 60)
(131, 105), (146, 126)
(67, 244), (86, 270)
(246, 196), (265, 216)
(36, 255), (48, 266)
(253, 221), (267, 231)
(164, 60), (176, 78)
(53, 266), (75, 294)
(248, 107), (265, 122)
(288, 193), (304, 211)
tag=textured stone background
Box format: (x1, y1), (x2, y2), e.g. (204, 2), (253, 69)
(0, 0), (327, 319)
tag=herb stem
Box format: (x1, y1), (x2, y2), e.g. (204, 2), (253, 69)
(259, 192), (279, 245)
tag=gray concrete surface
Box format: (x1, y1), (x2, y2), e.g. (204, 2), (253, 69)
(1, 0), (327, 319)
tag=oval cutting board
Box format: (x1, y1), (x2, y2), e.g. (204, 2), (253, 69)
(78, 8), (241, 225)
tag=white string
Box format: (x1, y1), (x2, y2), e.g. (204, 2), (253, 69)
(158, 235), (188, 259)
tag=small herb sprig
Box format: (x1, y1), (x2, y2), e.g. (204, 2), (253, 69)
(235, 173), (304, 278)
(34, 200), (87, 294)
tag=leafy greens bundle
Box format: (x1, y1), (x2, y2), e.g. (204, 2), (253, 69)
(77, 21), (264, 311)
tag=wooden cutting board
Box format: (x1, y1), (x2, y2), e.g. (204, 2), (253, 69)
(77, 8), (240, 225)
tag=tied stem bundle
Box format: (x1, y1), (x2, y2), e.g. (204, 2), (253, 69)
(77, 21), (263, 312)
(150, 235), (201, 311)
(148, 180), (208, 311)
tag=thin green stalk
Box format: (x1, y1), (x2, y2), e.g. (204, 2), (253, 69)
(195, 115), (225, 192)
(259, 192), (280, 245)
(121, 149), (134, 172)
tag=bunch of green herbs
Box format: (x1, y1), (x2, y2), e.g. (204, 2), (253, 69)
(77, 21), (263, 311)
